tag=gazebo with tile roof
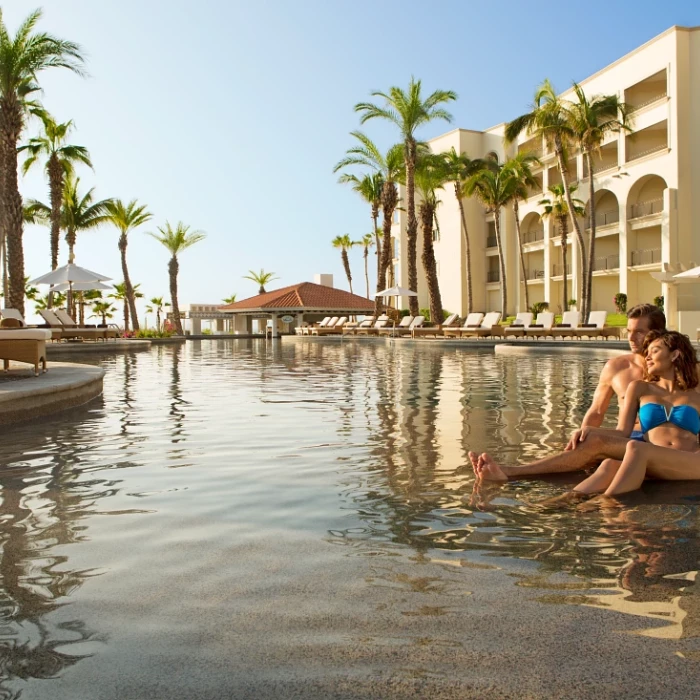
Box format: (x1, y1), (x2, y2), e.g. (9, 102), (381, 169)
(219, 282), (375, 337)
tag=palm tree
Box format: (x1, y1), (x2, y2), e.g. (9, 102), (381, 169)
(243, 269), (278, 295)
(110, 281), (143, 332)
(146, 296), (170, 332)
(568, 83), (631, 317)
(355, 78), (456, 315)
(414, 153), (449, 324)
(502, 152), (541, 312)
(505, 79), (588, 313)
(90, 300), (116, 325)
(0, 8), (85, 315)
(337, 172), (383, 287)
(332, 234), (356, 294)
(442, 148), (485, 314)
(81, 288), (102, 325)
(358, 233), (374, 299)
(19, 113), (91, 286)
(539, 183), (585, 314)
(333, 132), (404, 314)
(465, 155), (513, 317)
(104, 199), (152, 331)
(147, 222), (206, 335)
(33, 290), (66, 312)
(222, 294), (237, 304)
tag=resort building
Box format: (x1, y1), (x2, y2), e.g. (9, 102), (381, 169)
(393, 25), (700, 333)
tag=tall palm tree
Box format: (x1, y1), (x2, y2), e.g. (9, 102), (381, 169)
(104, 199), (152, 331)
(334, 132), (404, 313)
(505, 79), (588, 313)
(442, 148), (485, 314)
(19, 114), (91, 281)
(502, 152), (541, 312)
(332, 234), (356, 294)
(146, 296), (170, 332)
(415, 153), (449, 325)
(465, 155), (513, 317)
(355, 78), (456, 315)
(0, 8), (85, 315)
(110, 281), (143, 332)
(222, 294), (237, 304)
(337, 172), (383, 287)
(358, 233), (374, 299)
(568, 83), (631, 317)
(90, 300), (116, 325)
(243, 269), (278, 295)
(81, 288), (102, 325)
(148, 222), (206, 336)
(539, 183), (585, 314)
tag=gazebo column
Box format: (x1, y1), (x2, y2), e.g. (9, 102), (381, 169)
(270, 313), (278, 338)
(192, 317), (202, 334)
(296, 312), (304, 331)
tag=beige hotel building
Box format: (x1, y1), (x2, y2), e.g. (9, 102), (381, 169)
(391, 25), (700, 333)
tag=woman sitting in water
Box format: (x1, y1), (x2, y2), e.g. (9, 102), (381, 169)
(472, 330), (700, 496)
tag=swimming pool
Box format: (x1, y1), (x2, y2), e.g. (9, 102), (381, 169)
(1, 340), (699, 698)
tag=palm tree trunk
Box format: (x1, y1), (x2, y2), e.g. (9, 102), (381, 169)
(156, 309), (161, 333)
(341, 249), (353, 294)
(169, 255), (183, 335)
(364, 247), (370, 298)
(376, 181), (397, 315)
(494, 209), (508, 317)
(119, 235), (139, 331)
(372, 203), (381, 290)
(47, 156), (63, 309)
(123, 298), (129, 331)
(405, 139), (419, 316)
(0, 98), (26, 316)
(513, 200), (529, 312)
(585, 152), (596, 319)
(420, 202), (443, 324)
(0, 224), (6, 300)
(560, 216), (569, 313)
(554, 134), (587, 312)
(454, 184), (473, 314)
(66, 227), (77, 317)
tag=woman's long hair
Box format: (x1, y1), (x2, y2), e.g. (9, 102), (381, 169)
(642, 330), (699, 389)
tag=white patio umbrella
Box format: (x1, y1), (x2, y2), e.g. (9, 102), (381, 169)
(51, 280), (112, 292)
(29, 263), (112, 286)
(674, 265), (700, 280)
(375, 285), (418, 298)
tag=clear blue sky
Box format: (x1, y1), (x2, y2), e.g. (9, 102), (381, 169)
(5, 0), (699, 317)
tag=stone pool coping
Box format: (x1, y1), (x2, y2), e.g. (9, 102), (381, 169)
(0, 361), (105, 425)
(47, 339), (152, 355)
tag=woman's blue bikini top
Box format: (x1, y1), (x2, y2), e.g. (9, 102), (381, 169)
(638, 402), (700, 435)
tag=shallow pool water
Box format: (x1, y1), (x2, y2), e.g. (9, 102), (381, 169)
(1, 340), (699, 698)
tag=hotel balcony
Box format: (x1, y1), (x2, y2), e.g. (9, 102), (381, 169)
(630, 247), (661, 267)
(522, 225), (544, 244)
(625, 69), (668, 114)
(582, 141), (618, 177)
(487, 270), (500, 283)
(629, 198), (663, 220)
(547, 159), (578, 188)
(551, 263), (572, 278)
(586, 208), (620, 229)
(592, 253), (620, 272)
(525, 268), (545, 280)
(626, 120), (668, 163)
(518, 136), (543, 160)
(525, 173), (544, 200)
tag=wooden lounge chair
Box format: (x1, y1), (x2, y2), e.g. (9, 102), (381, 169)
(411, 313), (460, 338)
(503, 312), (534, 339)
(459, 312), (502, 339)
(342, 317), (377, 336)
(549, 311), (582, 339)
(39, 309), (106, 340)
(377, 315), (413, 336)
(443, 313), (485, 339)
(1, 308), (62, 340)
(54, 309), (120, 339)
(0, 326), (51, 375)
(304, 316), (331, 335)
(573, 311), (608, 339)
(312, 317), (348, 335)
(359, 316), (390, 336)
(524, 312), (555, 338)
(379, 315), (425, 337)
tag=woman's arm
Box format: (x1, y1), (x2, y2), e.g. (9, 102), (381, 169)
(616, 380), (644, 436)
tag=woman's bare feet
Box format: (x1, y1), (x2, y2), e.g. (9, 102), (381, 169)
(468, 451), (508, 481)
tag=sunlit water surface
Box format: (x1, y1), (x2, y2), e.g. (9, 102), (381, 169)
(1, 340), (700, 698)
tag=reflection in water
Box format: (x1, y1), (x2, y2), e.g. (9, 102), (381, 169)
(0, 340), (699, 695)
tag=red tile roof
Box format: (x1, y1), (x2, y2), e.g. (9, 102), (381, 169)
(219, 282), (375, 312)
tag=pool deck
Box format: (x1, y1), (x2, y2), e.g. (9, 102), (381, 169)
(46, 339), (152, 355)
(0, 361), (105, 425)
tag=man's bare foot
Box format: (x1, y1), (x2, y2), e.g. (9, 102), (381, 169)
(468, 452), (508, 481)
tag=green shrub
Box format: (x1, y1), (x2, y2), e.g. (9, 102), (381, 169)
(614, 292), (627, 313)
(653, 295), (664, 311)
(134, 328), (175, 339)
(530, 301), (549, 316)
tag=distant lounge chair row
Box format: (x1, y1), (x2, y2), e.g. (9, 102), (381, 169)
(501, 310), (620, 340)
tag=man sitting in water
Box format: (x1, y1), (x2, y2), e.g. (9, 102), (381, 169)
(469, 303), (667, 481)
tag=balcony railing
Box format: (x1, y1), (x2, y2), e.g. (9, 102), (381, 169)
(552, 264), (572, 277)
(626, 142), (668, 162)
(525, 269), (545, 280)
(586, 209), (620, 229)
(487, 270), (500, 282)
(629, 198), (663, 219)
(629, 92), (667, 112)
(486, 235), (498, 248)
(592, 254), (620, 271)
(523, 227), (544, 243)
(630, 248), (662, 266)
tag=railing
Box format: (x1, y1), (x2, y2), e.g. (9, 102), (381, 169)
(552, 264), (572, 277)
(630, 248), (662, 266)
(486, 235), (498, 248)
(629, 92), (667, 112)
(592, 254), (620, 271)
(525, 269), (545, 280)
(523, 227), (544, 243)
(487, 270), (500, 282)
(626, 142), (668, 162)
(629, 198), (663, 219)
(586, 209), (620, 228)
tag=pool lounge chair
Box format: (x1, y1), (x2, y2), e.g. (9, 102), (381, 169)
(411, 313), (460, 338)
(342, 317), (377, 336)
(377, 315), (413, 336)
(54, 309), (120, 339)
(379, 315), (425, 337)
(524, 312), (555, 338)
(312, 317), (348, 335)
(358, 316), (390, 336)
(459, 312), (502, 339)
(573, 311), (620, 340)
(1, 308), (62, 340)
(443, 313), (485, 339)
(38, 309), (106, 340)
(549, 311), (582, 339)
(304, 316), (331, 335)
(503, 312), (534, 339)
(0, 326), (51, 375)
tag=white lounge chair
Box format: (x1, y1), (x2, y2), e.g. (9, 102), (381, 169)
(502, 312), (535, 339)
(312, 316), (348, 335)
(574, 311), (619, 339)
(459, 312), (502, 338)
(443, 313), (485, 339)
(524, 312), (555, 338)
(379, 315), (425, 336)
(550, 311), (582, 338)
(54, 309), (119, 339)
